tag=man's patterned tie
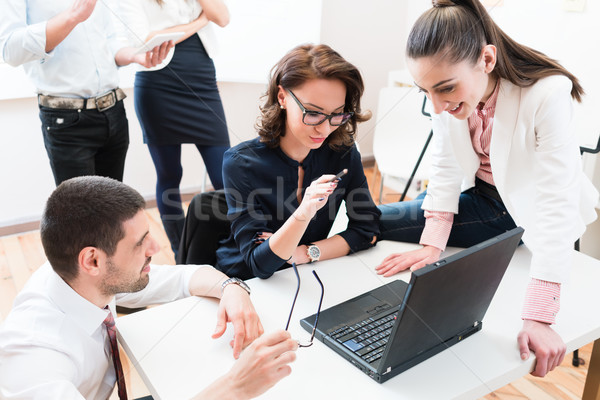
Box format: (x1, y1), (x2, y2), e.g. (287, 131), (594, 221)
(103, 307), (128, 400)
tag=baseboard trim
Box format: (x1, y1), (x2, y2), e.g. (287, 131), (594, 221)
(0, 221), (41, 237)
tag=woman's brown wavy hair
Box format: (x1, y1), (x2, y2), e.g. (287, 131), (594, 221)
(257, 44), (371, 149)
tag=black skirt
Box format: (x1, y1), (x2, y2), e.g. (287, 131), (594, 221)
(134, 34), (230, 146)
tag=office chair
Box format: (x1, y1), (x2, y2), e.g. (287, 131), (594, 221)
(176, 189), (230, 266)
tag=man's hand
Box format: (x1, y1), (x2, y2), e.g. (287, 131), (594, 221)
(517, 319), (566, 377)
(375, 245), (442, 277)
(213, 284), (264, 359)
(194, 330), (297, 400)
(224, 330), (298, 399)
(134, 40), (173, 68)
(114, 41), (173, 68)
(67, 0), (97, 24)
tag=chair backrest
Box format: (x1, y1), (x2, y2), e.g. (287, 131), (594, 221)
(373, 86), (433, 180)
(176, 190), (230, 266)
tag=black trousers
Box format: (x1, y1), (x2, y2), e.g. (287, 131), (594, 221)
(39, 100), (129, 185)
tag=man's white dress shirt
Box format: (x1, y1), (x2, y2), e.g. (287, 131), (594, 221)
(0, 262), (203, 399)
(0, 0), (127, 97)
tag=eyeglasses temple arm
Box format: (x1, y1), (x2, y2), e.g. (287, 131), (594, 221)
(309, 270), (324, 341)
(285, 263), (301, 331)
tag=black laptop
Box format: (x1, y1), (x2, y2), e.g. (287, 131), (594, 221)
(300, 227), (524, 383)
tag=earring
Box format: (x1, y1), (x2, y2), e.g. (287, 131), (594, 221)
(280, 104), (285, 110)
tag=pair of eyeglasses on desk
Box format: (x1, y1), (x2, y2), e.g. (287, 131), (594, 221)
(285, 263), (324, 348)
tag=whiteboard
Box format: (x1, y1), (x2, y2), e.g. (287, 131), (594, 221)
(0, 0), (322, 100)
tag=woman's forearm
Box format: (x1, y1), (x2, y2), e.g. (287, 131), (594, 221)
(145, 12), (209, 45)
(198, 0), (230, 27)
(267, 209), (311, 261)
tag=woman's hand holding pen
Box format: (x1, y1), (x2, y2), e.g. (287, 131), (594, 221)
(259, 170), (345, 264)
(294, 174), (340, 222)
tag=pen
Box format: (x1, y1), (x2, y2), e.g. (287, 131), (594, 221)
(329, 169), (348, 182)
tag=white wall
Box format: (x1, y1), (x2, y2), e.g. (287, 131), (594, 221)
(320, 0), (408, 157)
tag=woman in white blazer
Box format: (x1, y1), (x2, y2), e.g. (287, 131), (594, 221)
(119, 0), (231, 257)
(377, 0), (598, 378)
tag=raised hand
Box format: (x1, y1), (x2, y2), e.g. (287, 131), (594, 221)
(68, 0), (98, 24)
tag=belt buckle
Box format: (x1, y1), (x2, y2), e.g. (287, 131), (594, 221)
(96, 91), (116, 112)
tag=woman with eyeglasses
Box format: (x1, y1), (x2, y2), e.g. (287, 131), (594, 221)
(376, 0), (598, 377)
(119, 0), (231, 258)
(215, 44), (380, 280)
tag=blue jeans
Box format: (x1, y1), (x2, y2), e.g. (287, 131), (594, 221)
(378, 187), (517, 248)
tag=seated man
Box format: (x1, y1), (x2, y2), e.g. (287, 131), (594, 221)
(0, 176), (297, 399)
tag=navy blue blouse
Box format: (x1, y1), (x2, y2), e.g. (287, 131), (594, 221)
(215, 138), (381, 280)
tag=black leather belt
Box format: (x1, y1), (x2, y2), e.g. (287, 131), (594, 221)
(475, 178), (503, 203)
(38, 88), (126, 112)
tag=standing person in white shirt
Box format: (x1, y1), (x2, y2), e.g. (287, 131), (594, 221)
(0, 0), (172, 185)
(0, 176), (298, 400)
(119, 0), (231, 257)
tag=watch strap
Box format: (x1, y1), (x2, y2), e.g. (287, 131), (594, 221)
(221, 277), (251, 296)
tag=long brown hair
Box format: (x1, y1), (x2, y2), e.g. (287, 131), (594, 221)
(257, 44), (371, 149)
(407, 0), (583, 102)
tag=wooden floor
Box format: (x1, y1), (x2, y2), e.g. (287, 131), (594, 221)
(0, 166), (594, 399)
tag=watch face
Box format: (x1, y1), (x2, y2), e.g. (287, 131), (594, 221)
(308, 245), (321, 260)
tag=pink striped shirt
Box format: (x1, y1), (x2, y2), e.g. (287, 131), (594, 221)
(419, 80), (560, 324)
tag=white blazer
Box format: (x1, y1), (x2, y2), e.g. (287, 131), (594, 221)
(422, 75), (598, 283)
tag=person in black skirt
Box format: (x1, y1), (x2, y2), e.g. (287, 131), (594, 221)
(120, 0), (231, 257)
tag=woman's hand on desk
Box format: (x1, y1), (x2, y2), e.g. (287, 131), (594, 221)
(518, 320), (566, 377)
(375, 245), (442, 277)
(213, 284), (264, 359)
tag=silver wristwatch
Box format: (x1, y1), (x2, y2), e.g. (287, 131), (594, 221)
(307, 243), (321, 263)
(221, 277), (251, 296)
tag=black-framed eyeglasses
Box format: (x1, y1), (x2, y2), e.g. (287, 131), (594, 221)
(285, 263), (324, 348)
(287, 89), (354, 126)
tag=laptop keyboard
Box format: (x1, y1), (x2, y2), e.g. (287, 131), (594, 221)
(328, 310), (398, 364)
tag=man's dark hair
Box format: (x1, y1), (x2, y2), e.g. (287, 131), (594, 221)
(40, 176), (146, 282)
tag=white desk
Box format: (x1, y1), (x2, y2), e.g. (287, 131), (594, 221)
(117, 241), (600, 400)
